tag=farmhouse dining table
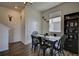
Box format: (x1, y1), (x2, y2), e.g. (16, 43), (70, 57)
(35, 34), (61, 55)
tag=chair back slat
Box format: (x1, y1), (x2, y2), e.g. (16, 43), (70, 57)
(58, 35), (66, 50)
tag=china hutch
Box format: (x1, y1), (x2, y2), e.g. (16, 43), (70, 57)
(64, 12), (79, 54)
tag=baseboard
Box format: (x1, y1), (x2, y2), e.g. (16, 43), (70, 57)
(0, 48), (9, 53)
(22, 42), (31, 45)
(9, 41), (22, 44)
(9, 41), (31, 46)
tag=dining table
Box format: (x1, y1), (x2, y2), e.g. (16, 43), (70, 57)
(35, 34), (61, 55)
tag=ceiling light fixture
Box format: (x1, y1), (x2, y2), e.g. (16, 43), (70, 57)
(14, 6), (18, 9)
(24, 2), (32, 6)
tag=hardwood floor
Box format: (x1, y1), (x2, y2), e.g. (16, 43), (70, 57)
(0, 41), (40, 56)
(0, 41), (78, 56)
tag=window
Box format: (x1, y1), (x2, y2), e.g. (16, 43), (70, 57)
(49, 16), (61, 32)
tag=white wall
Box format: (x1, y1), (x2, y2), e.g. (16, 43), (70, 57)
(24, 6), (42, 44)
(0, 7), (21, 43)
(41, 14), (49, 34)
(42, 2), (79, 36)
(0, 4), (42, 47)
(0, 23), (9, 52)
(20, 9), (25, 44)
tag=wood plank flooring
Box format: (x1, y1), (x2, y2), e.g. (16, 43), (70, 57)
(0, 41), (78, 56)
(0, 41), (40, 56)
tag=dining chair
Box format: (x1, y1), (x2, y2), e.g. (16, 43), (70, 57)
(31, 35), (40, 52)
(53, 34), (57, 37)
(44, 33), (49, 36)
(53, 35), (66, 56)
(38, 37), (52, 56)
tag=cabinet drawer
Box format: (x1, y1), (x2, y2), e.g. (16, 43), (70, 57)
(66, 39), (73, 42)
(64, 43), (73, 48)
(64, 41), (78, 49)
(65, 39), (78, 44)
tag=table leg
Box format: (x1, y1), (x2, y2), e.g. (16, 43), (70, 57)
(43, 49), (45, 56)
(50, 45), (53, 56)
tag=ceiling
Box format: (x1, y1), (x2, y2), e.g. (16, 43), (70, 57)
(0, 2), (25, 11)
(0, 2), (63, 12)
(32, 2), (63, 11)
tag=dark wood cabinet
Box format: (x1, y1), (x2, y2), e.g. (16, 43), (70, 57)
(64, 12), (79, 54)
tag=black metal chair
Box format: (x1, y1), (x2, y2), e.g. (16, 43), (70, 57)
(38, 37), (52, 56)
(53, 35), (66, 56)
(31, 35), (40, 52)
